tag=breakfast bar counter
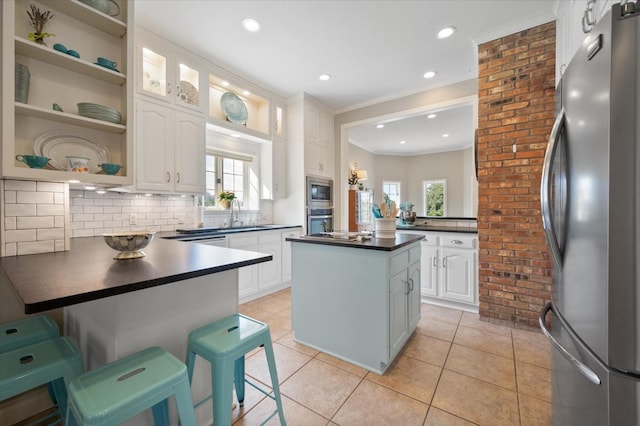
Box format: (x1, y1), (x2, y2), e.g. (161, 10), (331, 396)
(0, 236), (271, 425)
(0, 235), (271, 314)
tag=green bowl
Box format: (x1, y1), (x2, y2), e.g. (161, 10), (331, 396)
(99, 163), (121, 175)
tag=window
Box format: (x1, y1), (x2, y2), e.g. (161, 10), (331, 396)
(382, 181), (401, 207)
(204, 153), (249, 207)
(423, 179), (447, 217)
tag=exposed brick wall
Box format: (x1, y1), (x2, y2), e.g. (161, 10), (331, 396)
(476, 21), (555, 329)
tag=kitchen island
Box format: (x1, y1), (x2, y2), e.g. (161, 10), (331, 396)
(287, 233), (423, 374)
(0, 236), (271, 425)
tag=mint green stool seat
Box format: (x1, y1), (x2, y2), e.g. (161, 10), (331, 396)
(0, 336), (83, 419)
(186, 314), (286, 425)
(66, 346), (196, 426)
(0, 315), (59, 353)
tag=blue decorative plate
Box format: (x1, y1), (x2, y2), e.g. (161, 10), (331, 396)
(220, 92), (248, 125)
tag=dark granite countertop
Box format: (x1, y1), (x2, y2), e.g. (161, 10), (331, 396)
(162, 224), (302, 239)
(1, 236), (272, 314)
(287, 233), (424, 251)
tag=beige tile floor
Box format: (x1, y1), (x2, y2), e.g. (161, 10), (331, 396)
(231, 288), (553, 426)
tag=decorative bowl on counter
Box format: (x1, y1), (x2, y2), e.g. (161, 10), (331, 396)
(102, 231), (156, 260)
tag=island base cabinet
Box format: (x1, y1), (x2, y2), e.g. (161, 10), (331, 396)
(290, 241), (421, 374)
(64, 272), (238, 426)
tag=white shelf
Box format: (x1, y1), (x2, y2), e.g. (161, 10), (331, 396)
(15, 37), (126, 85)
(16, 102), (126, 134)
(5, 166), (130, 185)
(38, 0), (127, 38)
(206, 117), (270, 144)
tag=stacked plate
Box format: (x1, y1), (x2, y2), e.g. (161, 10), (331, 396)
(77, 102), (121, 124)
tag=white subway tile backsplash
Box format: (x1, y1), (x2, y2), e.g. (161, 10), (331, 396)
(54, 192), (64, 204)
(17, 191), (54, 204)
(37, 204), (65, 216)
(5, 217), (16, 230)
(18, 240), (55, 255)
(5, 230), (36, 243)
(5, 204), (37, 217)
(5, 243), (17, 256)
(37, 182), (64, 192)
(17, 216), (55, 229)
(5, 180), (36, 191)
(55, 216), (65, 228)
(84, 206), (104, 214)
(55, 240), (65, 251)
(5, 191), (16, 203)
(37, 228), (65, 240)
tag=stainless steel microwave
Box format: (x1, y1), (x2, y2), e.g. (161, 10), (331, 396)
(306, 176), (333, 208)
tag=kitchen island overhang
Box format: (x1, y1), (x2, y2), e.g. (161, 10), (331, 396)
(0, 235), (272, 426)
(287, 233), (424, 374)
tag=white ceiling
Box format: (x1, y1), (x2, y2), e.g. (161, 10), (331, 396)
(134, 0), (556, 155)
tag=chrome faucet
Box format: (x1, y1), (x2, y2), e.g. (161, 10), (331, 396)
(230, 199), (241, 227)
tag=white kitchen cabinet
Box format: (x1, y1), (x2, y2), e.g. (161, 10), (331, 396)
(257, 232), (282, 291)
(227, 233), (259, 299)
(303, 96), (334, 179)
(398, 230), (478, 311)
(134, 99), (204, 194)
(1, 0), (133, 186)
(281, 228), (301, 283)
(441, 247), (476, 304)
(135, 28), (206, 114)
(228, 227), (302, 303)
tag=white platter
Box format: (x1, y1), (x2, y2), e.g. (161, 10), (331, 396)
(34, 131), (110, 173)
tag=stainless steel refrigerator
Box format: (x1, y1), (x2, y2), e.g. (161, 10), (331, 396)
(540, 3), (640, 425)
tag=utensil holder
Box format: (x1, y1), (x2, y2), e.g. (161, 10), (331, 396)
(375, 218), (396, 239)
(15, 64), (30, 104)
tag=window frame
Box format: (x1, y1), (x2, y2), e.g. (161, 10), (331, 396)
(382, 181), (401, 208)
(422, 179), (447, 217)
(204, 152), (251, 209)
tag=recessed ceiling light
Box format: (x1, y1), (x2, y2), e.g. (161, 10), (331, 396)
(442, 133), (450, 138)
(242, 90), (250, 96)
(242, 18), (261, 32)
(400, 140), (406, 144)
(437, 26), (456, 39)
(221, 81), (230, 87)
(319, 74), (331, 81)
(376, 124), (385, 129)
(423, 71), (437, 79)
(427, 113), (437, 119)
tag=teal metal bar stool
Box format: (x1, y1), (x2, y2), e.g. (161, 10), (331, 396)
(0, 315), (59, 353)
(0, 336), (84, 420)
(66, 346), (196, 426)
(186, 314), (286, 426)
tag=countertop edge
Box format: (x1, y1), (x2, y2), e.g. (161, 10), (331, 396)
(287, 234), (424, 251)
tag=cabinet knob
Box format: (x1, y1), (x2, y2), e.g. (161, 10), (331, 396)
(167, 82), (172, 95)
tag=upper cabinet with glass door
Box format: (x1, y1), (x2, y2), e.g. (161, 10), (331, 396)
(135, 28), (206, 114)
(207, 72), (272, 141)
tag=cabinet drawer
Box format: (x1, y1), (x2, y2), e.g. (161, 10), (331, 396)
(439, 235), (476, 249)
(421, 233), (439, 246)
(281, 228), (301, 242)
(390, 250), (409, 276)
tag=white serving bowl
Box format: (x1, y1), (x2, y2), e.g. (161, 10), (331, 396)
(102, 231), (156, 259)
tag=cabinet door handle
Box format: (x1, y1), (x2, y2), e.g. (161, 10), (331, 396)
(443, 257), (447, 268)
(166, 172), (171, 183)
(433, 257), (437, 267)
(408, 278), (414, 292)
(167, 82), (172, 95)
(451, 239), (463, 245)
(176, 172), (181, 183)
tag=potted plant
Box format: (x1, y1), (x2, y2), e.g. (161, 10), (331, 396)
(348, 170), (359, 189)
(218, 190), (235, 209)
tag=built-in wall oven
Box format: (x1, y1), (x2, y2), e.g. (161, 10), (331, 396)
(306, 176), (333, 233)
(307, 208), (334, 234)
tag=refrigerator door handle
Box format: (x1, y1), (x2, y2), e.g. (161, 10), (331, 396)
(541, 108), (565, 268)
(539, 302), (602, 385)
